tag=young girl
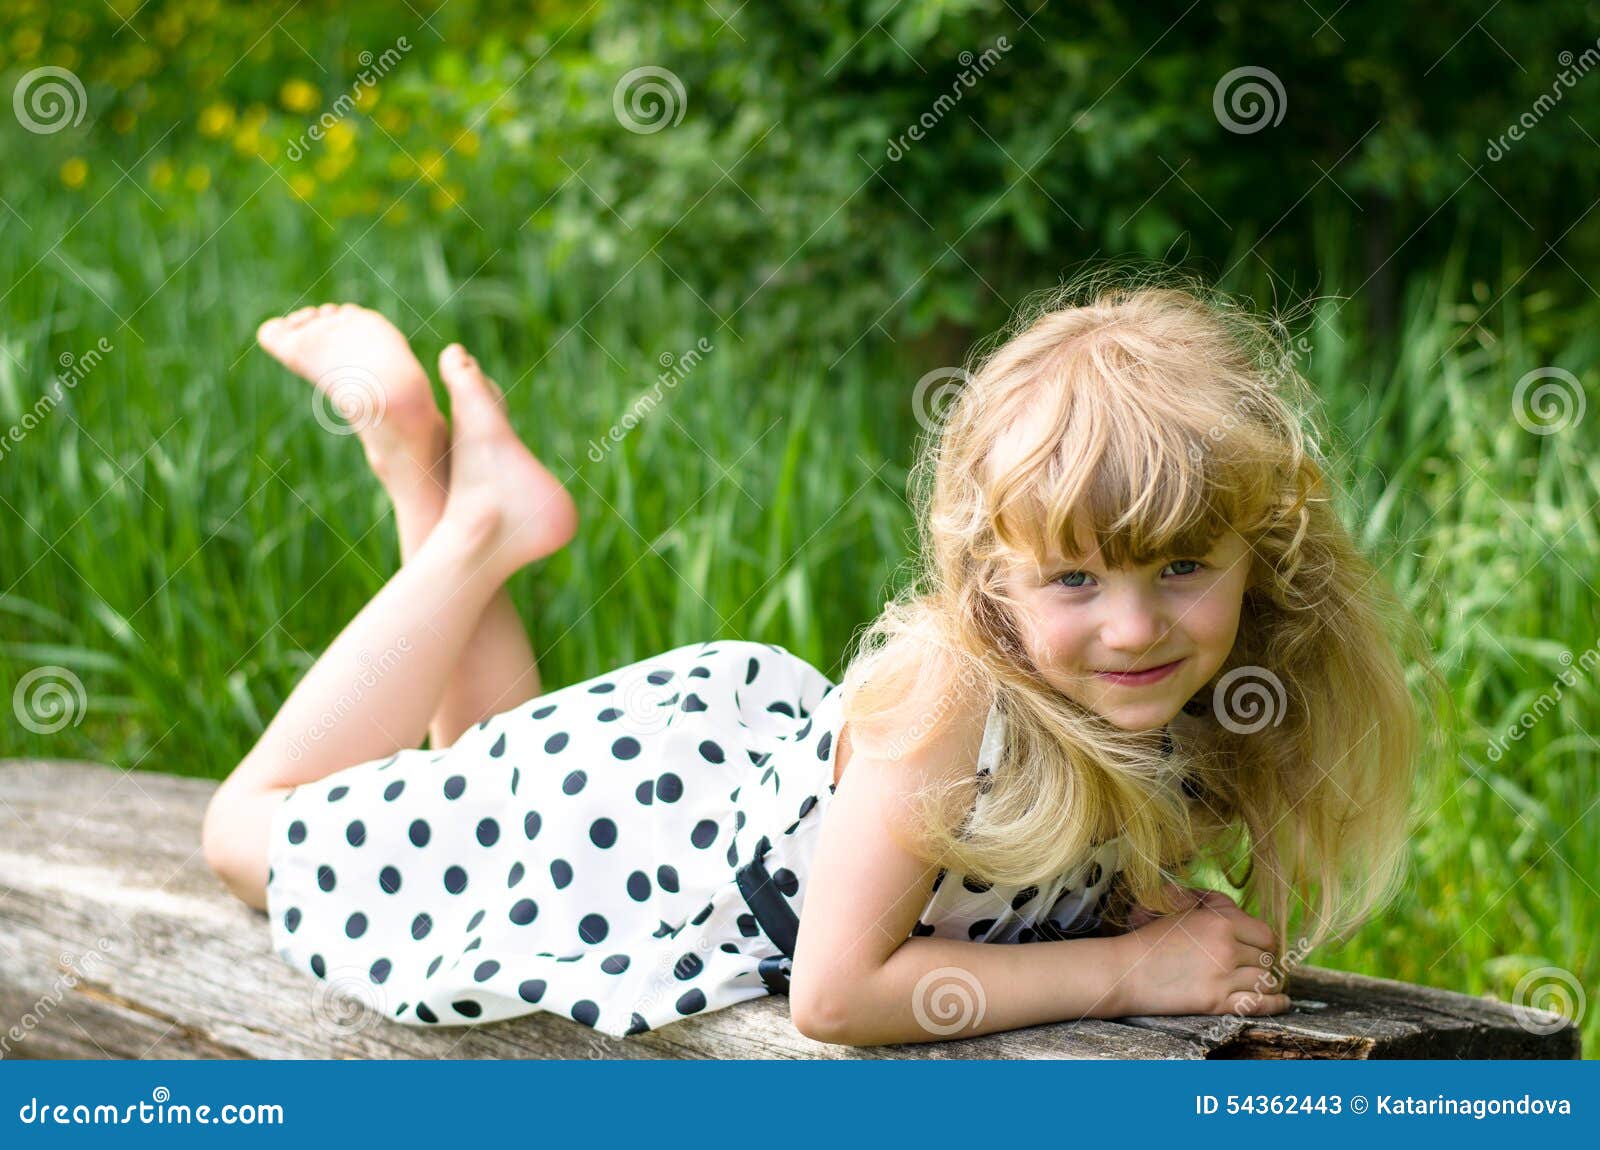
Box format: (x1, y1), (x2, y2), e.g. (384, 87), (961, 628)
(203, 280), (1427, 1046)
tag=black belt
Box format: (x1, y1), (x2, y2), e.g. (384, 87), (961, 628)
(734, 852), (798, 995)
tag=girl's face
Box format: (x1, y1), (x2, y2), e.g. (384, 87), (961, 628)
(1003, 525), (1255, 731)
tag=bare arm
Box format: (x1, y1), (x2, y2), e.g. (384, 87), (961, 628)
(801, 930), (1139, 1046)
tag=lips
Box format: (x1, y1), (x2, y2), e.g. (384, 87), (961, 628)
(1094, 658), (1185, 686)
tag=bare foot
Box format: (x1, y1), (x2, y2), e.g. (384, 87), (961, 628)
(256, 303), (448, 493)
(435, 343), (579, 576)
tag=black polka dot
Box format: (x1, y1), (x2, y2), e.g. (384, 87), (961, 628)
(635, 779), (654, 804)
(345, 820), (366, 847)
(524, 811), (541, 840)
(345, 912), (367, 939)
(310, 953), (326, 978)
(626, 1014), (650, 1035)
(1087, 862), (1104, 887)
(507, 861), (525, 887)
(531, 703), (557, 719)
(563, 770), (587, 795)
(411, 913), (433, 939)
(384, 780), (405, 801)
(626, 871), (651, 901)
(427, 956), (443, 977)
(509, 899), (539, 925)
(587, 681), (615, 693)
(518, 979), (546, 1002)
(798, 795), (817, 818)
(476, 817), (500, 847)
(968, 918), (996, 940)
(656, 773), (684, 802)
(453, 999), (483, 1018)
(611, 736), (641, 760)
(444, 866), (469, 894)
(444, 775), (466, 799)
(415, 1002), (438, 1024)
(817, 732), (833, 760)
(681, 694), (708, 712)
(675, 988), (707, 1016)
(317, 864), (336, 892)
(511, 767), (520, 794)
(474, 960), (500, 982)
(698, 740), (725, 764)
(287, 820), (306, 844)
(571, 1000), (600, 1028)
(962, 875), (993, 894)
(590, 818), (618, 848)
(379, 866), (402, 894)
(657, 865), (679, 892)
(674, 952), (704, 980)
(544, 731), (570, 754)
(688, 665), (711, 678)
(328, 785), (349, 802)
(489, 733), (507, 757)
(370, 958), (391, 984)
(467, 909), (486, 931)
(601, 954), (631, 975)
(579, 914), (609, 944)
(284, 907), (302, 933)
(647, 669), (673, 685)
(597, 707), (622, 722)
(551, 859), (573, 888)
(766, 701), (794, 717)
(736, 913), (758, 937)
(746, 657), (760, 683)
(773, 867), (798, 896)
(690, 819), (719, 848)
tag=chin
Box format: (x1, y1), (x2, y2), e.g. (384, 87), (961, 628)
(1092, 697), (1182, 731)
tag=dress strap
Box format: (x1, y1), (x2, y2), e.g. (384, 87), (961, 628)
(975, 698), (1005, 782)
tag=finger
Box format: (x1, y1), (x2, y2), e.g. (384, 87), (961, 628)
(1227, 911), (1276, 951)
(1198, 889), (1239, 910)
(1226, 990), (1292, 1015)
(1233, 943), (1275, 972)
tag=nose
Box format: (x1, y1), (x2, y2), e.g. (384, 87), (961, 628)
(1099, 587), (1169, 655)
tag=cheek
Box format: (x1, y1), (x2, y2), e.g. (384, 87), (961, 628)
(1182, 587), (1245, 664)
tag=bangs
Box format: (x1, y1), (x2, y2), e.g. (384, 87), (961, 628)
(984, 363), (1278, 572)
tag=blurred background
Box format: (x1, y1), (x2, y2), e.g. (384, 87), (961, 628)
(0, 0), (1595, 1048)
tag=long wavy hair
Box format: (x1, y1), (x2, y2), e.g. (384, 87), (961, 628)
(836, 269), (1442, 956)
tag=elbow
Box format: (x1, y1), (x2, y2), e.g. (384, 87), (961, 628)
(788, 974), (877, 1047)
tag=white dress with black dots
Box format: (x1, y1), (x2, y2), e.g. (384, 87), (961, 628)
(265, 639), (1132, 1039)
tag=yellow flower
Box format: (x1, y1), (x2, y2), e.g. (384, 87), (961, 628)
(289, 173), (316, 200)
(279, 78), (320, 115)
(11, 27), (42, 59)
(184, 164), (211, 193)
(232, 126), (260, 156)
(429, 183), (462, 212)
(455, 129), (480, 158)
(376, 105), (409, 133)
(150, 158), (175, 189)
(417, 149), (445, 179)
(59, 157), (88, 189)
(324, 119), (356, 153)
(353, 84), (380, 112)
(198, 102), (235, 138)
(314, 152), (350, 182)
(384, 202), (411, 226)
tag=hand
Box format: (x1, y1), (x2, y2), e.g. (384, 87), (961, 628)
(1112, 891), (1290, 1017)
(1125, 881), (1215, 929)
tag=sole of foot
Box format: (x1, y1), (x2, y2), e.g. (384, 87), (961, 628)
(436, 342), (579, 574)
(256, 302), (447, 486)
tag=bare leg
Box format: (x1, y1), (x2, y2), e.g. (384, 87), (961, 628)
(253, 304), (577, 747)
(203, 344), (577, 910)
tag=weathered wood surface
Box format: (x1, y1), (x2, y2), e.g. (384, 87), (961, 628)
(0, 759), (1580, 1060)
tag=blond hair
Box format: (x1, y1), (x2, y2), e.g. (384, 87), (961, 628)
(838, 268), (1441, 955)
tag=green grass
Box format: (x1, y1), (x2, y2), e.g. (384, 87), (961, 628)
(0, 160), (1596, 1054)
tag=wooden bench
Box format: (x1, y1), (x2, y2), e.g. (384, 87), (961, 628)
(0, 759), (1579, 1060)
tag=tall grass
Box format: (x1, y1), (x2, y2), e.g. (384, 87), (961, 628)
(0, 170), (1595, 1052)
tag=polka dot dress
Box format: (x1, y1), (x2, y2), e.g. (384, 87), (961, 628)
(267, 640), (846, 1038)
(265, 639), (1145, 1038)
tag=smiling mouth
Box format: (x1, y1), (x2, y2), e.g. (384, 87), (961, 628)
(1094, 658), (1185, 686)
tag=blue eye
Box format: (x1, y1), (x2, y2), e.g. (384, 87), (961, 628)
(1055, 571), (1092, 588)
(1166, 559), (1202, 576)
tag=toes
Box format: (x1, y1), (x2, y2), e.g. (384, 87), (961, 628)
(287, 306), (319, 327)
(256, 317), (286, 350)
(439, 344), (506, 408)
(317, 303), (339, 316)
